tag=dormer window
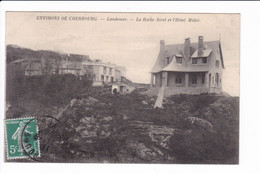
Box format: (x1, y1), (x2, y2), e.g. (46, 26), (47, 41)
(166, 57), (170, 64)
(176, 57), (182, 64)
(202, 57), (207, 64)
(192, 58), (197, 64)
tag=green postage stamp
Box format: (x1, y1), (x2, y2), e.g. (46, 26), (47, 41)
(5, 117), (40, 159)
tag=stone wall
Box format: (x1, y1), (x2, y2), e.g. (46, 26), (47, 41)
(164, 87), (210, 96)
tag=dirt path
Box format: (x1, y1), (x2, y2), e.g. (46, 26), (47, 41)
(154, 87), (165, 108)
(55, 103), (71, 119)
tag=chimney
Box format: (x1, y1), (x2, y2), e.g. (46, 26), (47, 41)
(184, 38), (191, 61)
(160, 40), (165, 53)
(198, 36), (204, 56)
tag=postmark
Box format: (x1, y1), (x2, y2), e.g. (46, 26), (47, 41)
(5, 117), (40, 159)
(35, 115), (68, 162)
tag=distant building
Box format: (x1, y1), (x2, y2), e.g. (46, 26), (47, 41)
(11, 57), (42, 76)
(11, 55), (60, 76)
(9, 49), (126, 86)
(150, 36), (224, 94)
(82, 59), (126, 86)
(58, 54), (91, 76)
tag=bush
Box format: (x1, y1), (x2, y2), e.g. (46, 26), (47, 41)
(169, 119), (238, 164)
(6, 74), (93, 106)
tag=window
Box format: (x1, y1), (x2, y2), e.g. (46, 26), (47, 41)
(176, 57), (182, 64)
(106, 76), (109, 81)
(89, 66), (93, 73)
(101, 75), (104, 81)
(111, 77), (114, 82)
(202, 57), (207, 64)
(109, 68), (112, 75)
(166, 57), (170, 64)
(215, 60), (219, 68)
(192, 74), (197, 84)
(175, 74), (182, 84)
(202, 73), (205, 84)
(192, 58), (197, 64)
(103, 67), (107, 74)
(215, 73), (219, 86)
(209, 73), (211, 87)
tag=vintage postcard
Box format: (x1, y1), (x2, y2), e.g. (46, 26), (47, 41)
(5, 12), (240, 164)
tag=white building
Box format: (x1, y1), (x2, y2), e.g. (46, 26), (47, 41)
(82, 59), (126, 86)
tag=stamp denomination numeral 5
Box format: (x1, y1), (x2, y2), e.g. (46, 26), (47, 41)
(10, 145), (16, 154)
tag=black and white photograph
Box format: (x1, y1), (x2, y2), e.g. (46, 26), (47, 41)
(4, 12), (239, 164)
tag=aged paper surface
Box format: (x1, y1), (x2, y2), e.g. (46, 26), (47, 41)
(4, 12), (239, 164)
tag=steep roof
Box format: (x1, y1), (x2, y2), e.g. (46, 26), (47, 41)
(69, 54), (91, 62)
(60, 60), (82, 70)
(10, 58), (27, 64)
(150, 40), (224, 73)
(25, 62), (42, 71)
(162, 58), (209, 72)
(191, 49), (212, 58)
(11, 57), (41, 64)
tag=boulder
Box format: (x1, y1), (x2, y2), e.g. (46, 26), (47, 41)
(101, 116), (113, 122)
(80, 117), (96, 124)
(128, 142), (157, 161)
(96, 102), (108, 107)
(141, 100), (148, 105)
(82, 97), (99, 106)
(121, 113), (129, 120)
(185, 116), (213, 129)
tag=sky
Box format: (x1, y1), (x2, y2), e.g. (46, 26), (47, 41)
(6, 12), (240, 96)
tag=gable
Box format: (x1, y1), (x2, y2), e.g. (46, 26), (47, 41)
(150, 40), (224, 73)
(191, 49), (212, 58)
(219, 42), (225, 69)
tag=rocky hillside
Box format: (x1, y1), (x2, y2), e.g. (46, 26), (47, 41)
(6, 84), (239, 164)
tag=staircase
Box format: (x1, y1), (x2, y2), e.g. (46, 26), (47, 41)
(154, 86), (165, 108)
